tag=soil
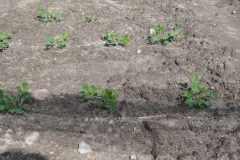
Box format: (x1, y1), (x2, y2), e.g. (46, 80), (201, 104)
(0, 0), (240, 159)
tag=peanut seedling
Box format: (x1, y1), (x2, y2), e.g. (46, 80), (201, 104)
(182, 74), (217, 108)
(149, 24), (182, 45)
(36, 7), (63, 22)
(85, 11), (97, 23)
(0, 81), (32, 114)
(44, 32), (69, 49)
(80, 84), (118, 112)
(0, 30), (10, 51)
(103, 30), (131, 46)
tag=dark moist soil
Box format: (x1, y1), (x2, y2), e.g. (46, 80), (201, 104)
(0, 0), (240, 160)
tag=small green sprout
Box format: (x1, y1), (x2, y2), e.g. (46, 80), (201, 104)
(182, 74), (217, 108)
(44, 32), (69, 49)
(126, 7), (136, 20)
(103, 30), (131, 46)
(80, 84), (118, 112)
(149, 24), (182, 45)
(0, 30), (10, 51)
(36, 7), (63, 22)
(0, 81), (32, 114)
(85, 12), (97, 23)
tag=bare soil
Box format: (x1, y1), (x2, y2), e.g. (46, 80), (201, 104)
(0, 0), (240, 159)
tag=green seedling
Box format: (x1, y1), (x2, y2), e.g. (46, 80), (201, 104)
(36, 7), (63, 22)
(126, 7), (136, 20)
(103, 30), (131, 46)
(0, 81), (32, 114)
(80, 84), (118, 112)
(149, 24), (182, 45)
(85, 12), (97, 23)
(149, 24), (164, 44)
(182, 74), (217, 108)
(0, 30), (10, 51)
(44, 32), (69, 49)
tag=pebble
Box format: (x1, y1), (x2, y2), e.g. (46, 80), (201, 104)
(224, 61), (234, 73)
(78, 141), (92, 154)
(231, 10), (236, 14)
(107, 128), (113, 133)
(130, 154), (137, 160)
(109, 119), (114, 124)
(137, 49), (142, 54)
(25, 132), (40, 145)
(6, 129), (14, 134)
(33, 89), (50, 101)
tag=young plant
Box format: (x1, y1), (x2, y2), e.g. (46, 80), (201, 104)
(0, 81), (32, 114)
(149, 24), (182, 45)
(36, 7), (63, 22)
(85, 12), (97, 23)
(126, 7), (136, 20)
(44, 32), (69, 49)
(103, 30), (131, 46)
(0, 30), (10, 51)
(162, 27), (182, 45)
(80, 84), (118, 112)
(182, 74), (217, 108)
(149, 24), (164, 44)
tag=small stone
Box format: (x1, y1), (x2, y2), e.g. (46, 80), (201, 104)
(50, 152), (54, 155)
(25, 132), (40, 145)
(137, 49), (142, 54)
(78, 141), (92, 154)
(130, 154), (137, 160)
(84, 118), (89, 122)
(224, 61), (234, 73)
(231, 10), (236, 14)
(107, 128), (113, 133)
(6, 129), (14, 134)
(138, 154), (154, 160)
(109, 119), (114, 124)
(33, 89), (50, 101)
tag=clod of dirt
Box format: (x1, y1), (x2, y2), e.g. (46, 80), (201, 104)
(25, 132), (40, 146)
(33, 89), (50, 101)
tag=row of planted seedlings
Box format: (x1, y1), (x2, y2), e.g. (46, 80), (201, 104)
(0, 7), (182, 51)
(0, 74), (218, 114)
(0, 7), (217, 114)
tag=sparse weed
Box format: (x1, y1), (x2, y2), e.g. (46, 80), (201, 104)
(85, 12), (97, 23)
(149, 24), (182, 45)
(0, 30), (10, 51)
(126, 7), (136, 20)
(103, 30), (131, 46)
(182, 74), (217, 108)
(44, 32), (69, 49)
(36, 7), (63, 22)
(0, 81), (32, 114)
(80, 84), (118, 112)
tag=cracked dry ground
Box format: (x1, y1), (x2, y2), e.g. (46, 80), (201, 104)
(0, 0), (240, 160)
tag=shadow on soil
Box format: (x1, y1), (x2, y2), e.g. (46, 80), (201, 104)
(2, 84), (240, 119)
(0, 150), (47, 160)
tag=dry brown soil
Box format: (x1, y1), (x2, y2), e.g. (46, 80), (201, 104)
(0, 0), (240, 159)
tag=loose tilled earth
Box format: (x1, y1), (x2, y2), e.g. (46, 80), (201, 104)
(0, 0), (240, 160)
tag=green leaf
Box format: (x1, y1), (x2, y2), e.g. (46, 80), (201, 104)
(207, 90), (217, 99)
(8, 107), (24, 114)
(82, 84), (89, 93)
(0, 89), (4, 99)
(22, 81), (29, 91)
